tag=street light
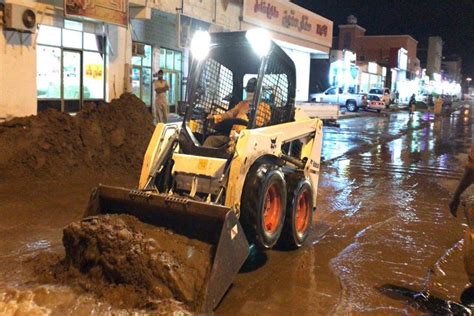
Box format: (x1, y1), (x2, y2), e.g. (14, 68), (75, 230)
(467, 77), (472, 98)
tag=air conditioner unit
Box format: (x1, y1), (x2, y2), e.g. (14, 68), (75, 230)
(4, 3), (36, 33)
(132, 42), (145, 56)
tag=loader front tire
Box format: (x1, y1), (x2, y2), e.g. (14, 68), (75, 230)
(280, 176), (314, 249)
(241, 163), (287, 249)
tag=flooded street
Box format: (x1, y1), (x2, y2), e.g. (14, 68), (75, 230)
(1, 105), (474, 314)
(218, 104), (474, 315)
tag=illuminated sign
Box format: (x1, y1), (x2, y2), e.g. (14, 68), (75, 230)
(65, 0), (128, 27)
(368, 62), (377, 74)
(398, 48), (408, 71)
(344, 50), (356, 65)
(243, 0), (333, 48)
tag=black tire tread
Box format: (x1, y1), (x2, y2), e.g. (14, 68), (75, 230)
(240, 162), (286, 249)
(279, 173), (313, 249)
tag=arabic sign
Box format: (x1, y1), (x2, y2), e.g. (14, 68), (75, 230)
(243, 0), (333, 48)
(65, 0), (128, 27)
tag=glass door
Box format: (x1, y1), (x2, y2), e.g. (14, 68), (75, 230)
(163, 70), (181, 113)
(63, 50), (82, 112)
(132, 66), (142, 99)
(131, 44), (152, 107)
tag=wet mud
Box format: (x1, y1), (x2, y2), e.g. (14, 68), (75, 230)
(0, 93), (153, 179)
(60, 214), (212, 311)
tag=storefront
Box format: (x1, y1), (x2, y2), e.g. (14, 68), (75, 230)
(0, 0), (130, 120)
(241, 0), (333, 101)
(130, 11), (183, 114)
(358, 62), (385, 93)
(328, 50), (359, 92)
(36, 20), (106, 112)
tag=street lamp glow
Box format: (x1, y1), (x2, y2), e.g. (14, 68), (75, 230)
(467, 77), (472, 83)
(245, 28), (272, 57)
(190, 30), (211, 60)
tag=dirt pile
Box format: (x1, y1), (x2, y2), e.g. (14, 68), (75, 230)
(59, 214), (213, 312)
(0, 93), (154, 179)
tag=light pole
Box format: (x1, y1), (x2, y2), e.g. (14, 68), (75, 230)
(467, 77), (472, 96)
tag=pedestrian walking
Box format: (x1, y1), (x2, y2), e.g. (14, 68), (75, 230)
(395, 90), (400, 103)
(434, 96), (443, 115)
(154, 70), (169, 123)
(408, 93), (416, 115)
(427, 95), (434, 108)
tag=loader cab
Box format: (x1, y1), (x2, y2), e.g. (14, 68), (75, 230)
(179, 31), (296, 158)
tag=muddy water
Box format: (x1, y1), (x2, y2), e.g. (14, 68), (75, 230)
(1, 105), (474, 315)
(217, 105), (474, 315)
(0, 175), (194, 315)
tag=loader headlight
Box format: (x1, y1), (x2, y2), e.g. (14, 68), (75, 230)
(246, 28), (272, 57)
(191, 30), (211, 60)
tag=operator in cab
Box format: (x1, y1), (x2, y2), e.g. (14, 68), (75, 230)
(203, 77), (271, 148)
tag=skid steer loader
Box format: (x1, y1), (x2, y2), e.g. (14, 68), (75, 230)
(84, 29), (323, 312)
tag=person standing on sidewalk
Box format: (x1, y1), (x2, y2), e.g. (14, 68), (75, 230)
(154, 70), (169, 123)
(408, 93), (416, 115)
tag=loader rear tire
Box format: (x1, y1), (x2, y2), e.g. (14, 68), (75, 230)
(241, 162), (287, 250)
(280, 176), (313, 249)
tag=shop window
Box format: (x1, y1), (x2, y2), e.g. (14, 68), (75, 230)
(37, 25), (61, 46)
(83, 33), (100, 51)
(36, 20), (105, 112)
(143, 45), (152, 67)
(64, 19), (83, 31)
(160, 48), (182, 112)
(62, 29), (82, 49)
(37, 46), (61, 99)
(159, 50), (166, 69)
(83, 52), (104, 99)
(63, 51), (81, 100)
(131, 43), (152, 107)
(174, 52), (181, 71)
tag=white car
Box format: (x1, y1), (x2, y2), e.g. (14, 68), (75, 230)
(309, 87), (368, 112)
(369, 88), (392, 106)
(366, 95), (385, 113)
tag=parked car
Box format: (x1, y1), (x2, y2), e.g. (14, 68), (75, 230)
(369, 87), (392, 106)
(366, 95), (385, 113)
(309, 87), (368, 112)
(416, 93), (429, 103)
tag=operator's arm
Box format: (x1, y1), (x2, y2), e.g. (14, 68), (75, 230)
(450, 146), (474, 217)
(210, 101), (247, 122)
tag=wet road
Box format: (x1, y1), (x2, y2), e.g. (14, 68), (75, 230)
(1, 105), (474, 314)
(217, 104), (474, 315)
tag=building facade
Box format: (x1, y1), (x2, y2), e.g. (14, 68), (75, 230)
(426, 36), (443, 79)
(0, 0), (333, 120)
(330, 16), (420, 98)
(442, 57), (462, 83)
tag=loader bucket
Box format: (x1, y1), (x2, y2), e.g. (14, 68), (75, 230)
(84, 184), (249, 312)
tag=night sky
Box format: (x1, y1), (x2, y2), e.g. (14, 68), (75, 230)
(292, 0), (474, 79)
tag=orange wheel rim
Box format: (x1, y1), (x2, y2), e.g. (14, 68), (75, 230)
(296, 190), (311, 237)
(263, 184), (282, 235)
